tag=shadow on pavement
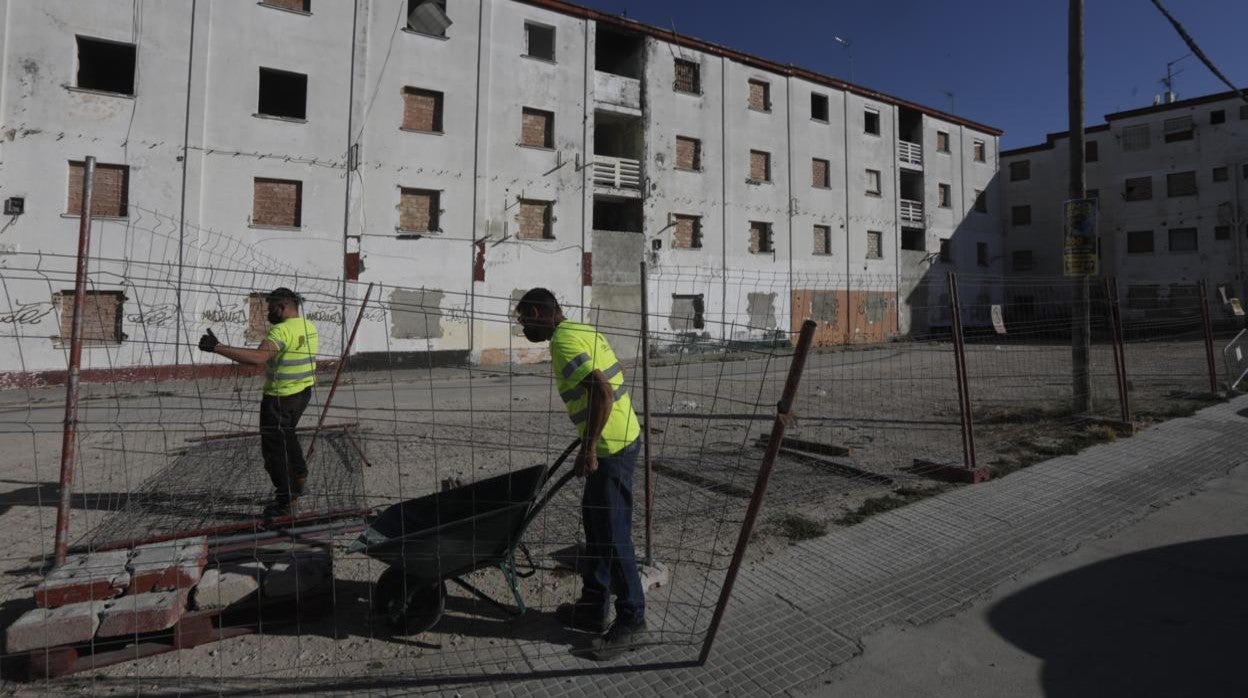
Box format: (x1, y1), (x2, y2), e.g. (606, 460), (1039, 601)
(988, 534), (1248, 698)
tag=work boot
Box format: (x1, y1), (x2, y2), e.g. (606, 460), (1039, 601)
(589, 619), (648, 660)
(261, 496), (300, 520)
(555, 599), (608, 633)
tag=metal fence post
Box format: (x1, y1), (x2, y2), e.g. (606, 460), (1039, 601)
(1198, 280), (1218, 393)
(947, 271), (977, 471)
(54, 156), (95, 567)
(1104, 277), (1131, 423)
(698, 320), (817, 665)
(639, 260), (654, 567)
(305, 282), (374, 461)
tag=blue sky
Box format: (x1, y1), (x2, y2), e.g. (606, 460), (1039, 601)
(576, 0), (1248, 149)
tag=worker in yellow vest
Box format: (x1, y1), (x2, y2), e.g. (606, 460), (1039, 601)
(516, 287), (646, 660)
(198, 287), (319, 518)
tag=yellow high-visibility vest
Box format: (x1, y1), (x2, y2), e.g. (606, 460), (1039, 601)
(263, 317), (319, 397)
(550, 320), (640, 455)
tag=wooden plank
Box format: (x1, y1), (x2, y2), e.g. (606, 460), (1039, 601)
(774, 448), (894, 486)
(756, 434), (851, 457)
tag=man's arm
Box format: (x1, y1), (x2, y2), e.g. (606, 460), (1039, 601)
(575, 369), (615, 475)
(213, 340), (279, 367)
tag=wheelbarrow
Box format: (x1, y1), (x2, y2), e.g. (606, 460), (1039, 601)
(348, 439), (581, 634)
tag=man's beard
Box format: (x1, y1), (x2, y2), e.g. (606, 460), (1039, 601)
(268, 311), (283, 325)
(522, 324), (553, 342)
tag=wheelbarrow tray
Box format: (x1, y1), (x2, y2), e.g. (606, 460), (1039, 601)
(351, 463), (547, 587)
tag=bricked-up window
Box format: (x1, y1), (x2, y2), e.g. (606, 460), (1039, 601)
(398, 188), (439, 233)
(401, 87), (443, 132)
(977, 242), (989, 267)
(245, 293), (270, 343)
(257, 67), (307, 120)
(1211, 109), (1226, 125)
(75, 36), (137, 96)
(813, 225), (831, 255)
(936, 131), (950, 153)
(1012, 250), (1034, 271)
(1126, 230), (1153, 253)
(1012, 205), (1031, 226)
(749, 221), (773, 254)
(671, 214), (702, 249)
(1163, 116), (1194, 142)
(1214, 166), (1229, 182)
(973, 189), (987, 213)
(252, 178), (302, 227)
(1085, 140), (1099, 162)
(675, 136), (702, 170)
(865, 169), (881, 196)
(520, 107), (553, 148)
(938, 183), (951, 208)
(811, 93), (829, 121)
(1168, 228), (1197, 252)
(939, 238), (952, 263)
(1121, 124), (1150, 151)
(864, 108), (880, 135)
(517, 199), (553, 239)
(673, 59), (700, 94)
(67, 161), (129, 218)
(524, 22), (555, 61)
(407, 0), (449, 37)
(261, 0), (310, 11)
(812, 158), (830, 188)
(973, 139), (986, 162)
(1216, 225), (1231, 240)
(1009, 160), (1031, 181)
(747, 80), (770, 112)
(866, 230), (883, 259)
(57, 290), (124, 345)
(1167, 171), (1197, 197)
(1124, 176), (1153, 201)
(749, 150), (771, 182)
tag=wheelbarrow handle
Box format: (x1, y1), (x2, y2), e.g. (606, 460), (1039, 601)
(518, 438), (582, 535)
(545, 438), (582, 483)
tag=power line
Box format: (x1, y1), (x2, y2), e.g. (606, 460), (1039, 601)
(1148, 0), (1248, 103)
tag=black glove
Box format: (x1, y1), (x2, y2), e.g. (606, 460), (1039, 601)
(198, 328), (220, 353)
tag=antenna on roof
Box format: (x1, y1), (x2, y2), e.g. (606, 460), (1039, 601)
(1158, 52), (1191, 104)
(942, 90), (956, 114)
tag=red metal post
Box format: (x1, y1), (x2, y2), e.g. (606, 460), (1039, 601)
(54, 156), (95, 567)
(639, 260), (654, 566)
(698, 320), (817, 665)
(306, 282), (374, 461)
(1198, 280), (1218, 393)
(1105, 277), (1131, 423)
(947, 272), (977, 470)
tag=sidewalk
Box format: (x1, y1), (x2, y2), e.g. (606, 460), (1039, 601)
(447, 395), (1248, 696)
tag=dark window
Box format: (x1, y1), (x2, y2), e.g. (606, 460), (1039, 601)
(1168, 227), (1197, 252)
(973, 189), (987, 213)
(1167, 171), (1197, 197)
(1085, 140), (1098, 162)
(674, 59), (700, 94)
(1243, 164), (1248, 180)
(75, 36), (137, 95)
(1012, 205), (1031, 226)
(257, 68), (308, 119)
(1009, 160), (1031, 181)
(1213, 166), (1228, 182)
(811, 93), (829, 121)
(1011, 250), (1034, 271)
(262, 0), (311, 11)
(1211, 109), (1226, 125)
(1124, 176), (1152, 201)
(749, 221), (773, 253)
(939, 238), (952, 263)
(1215, 225), (1230, 240)
(901, 228), (924, 251)
(1126, 230), (1153, 254)
(524, 22), (555, 60)
(976, 242), (989, 267)
(1241, 104), (1248, 120)
(1163, 116), (1194, 142)
(1121, 124), (1150, 151)
(864, 109), (880, 135)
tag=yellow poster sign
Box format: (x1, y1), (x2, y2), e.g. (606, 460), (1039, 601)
(1063, 198), (1099, 277)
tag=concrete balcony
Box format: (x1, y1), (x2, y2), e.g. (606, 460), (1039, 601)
(594, 71), (642, 114)
(898, 140), (923, 170)
(592, 155), (642, 193)
(900, 198), (924, 225)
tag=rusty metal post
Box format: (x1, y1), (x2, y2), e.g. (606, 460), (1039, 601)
(1105, 277), (1131, 423)
(306, 282), (374, 461)
(698, 320), (817, 665)
(54, 156), (95, 567)
(639, 260), (654, 566)
(947, 272), (977, 470)
(1198, 280), (1218, 393)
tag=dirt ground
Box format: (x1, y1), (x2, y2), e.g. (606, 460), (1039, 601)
(0, 336), (1225, 692)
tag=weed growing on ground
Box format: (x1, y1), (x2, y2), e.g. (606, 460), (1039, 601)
(835, 485), (949, 526)
(775, 514), (827, 542)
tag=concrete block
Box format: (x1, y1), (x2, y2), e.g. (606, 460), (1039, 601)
(262, 555), (333, 599)
(5, 601), (103, 652)
(35, 550), (131, 608)
(96, 590), (188, 638)
(128, 537), (208, 593)
(192, 568), (259, 611)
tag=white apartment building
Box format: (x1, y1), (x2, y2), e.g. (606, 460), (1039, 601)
(0, 0), (1002, 382)
(1001, 89), (1248, 321)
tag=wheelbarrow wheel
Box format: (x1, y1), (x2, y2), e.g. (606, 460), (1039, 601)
(373, 567), (446, 635)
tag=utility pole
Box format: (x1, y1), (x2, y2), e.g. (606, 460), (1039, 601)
(1069, 0), (1091, 413)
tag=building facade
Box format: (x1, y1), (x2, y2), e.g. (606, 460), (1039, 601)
(1001, 90), (1248, 320)
(0, 0), (1002, 380)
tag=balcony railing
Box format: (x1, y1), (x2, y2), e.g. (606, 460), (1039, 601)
(592, 155), (642, 190)
(900, 198), (924, 224)
(594, 71), (642, 111)
(898, 140), (923, 168)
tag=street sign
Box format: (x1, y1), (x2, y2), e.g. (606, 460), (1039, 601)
(1063, 198), (1099, 277)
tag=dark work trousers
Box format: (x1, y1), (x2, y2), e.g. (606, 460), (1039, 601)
(259, 387), (312, 504)
(580, 438), (646, 625)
